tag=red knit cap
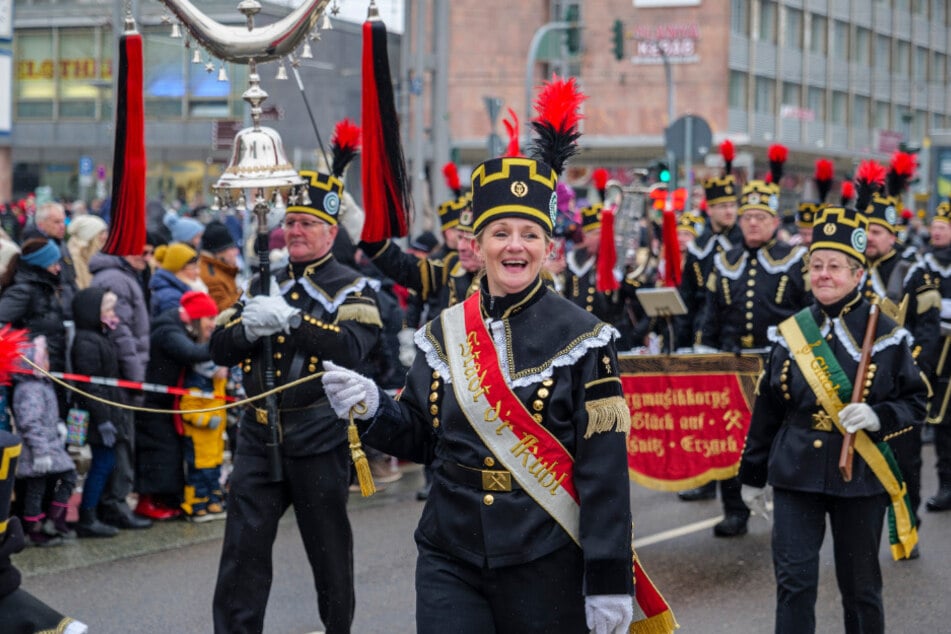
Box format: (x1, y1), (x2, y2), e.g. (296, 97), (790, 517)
(180, 291), (219, 320)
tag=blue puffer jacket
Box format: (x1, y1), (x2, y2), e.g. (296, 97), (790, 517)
(148, 268), (190, 318)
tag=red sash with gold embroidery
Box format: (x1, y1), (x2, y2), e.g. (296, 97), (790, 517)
(443, 293), (580, 541)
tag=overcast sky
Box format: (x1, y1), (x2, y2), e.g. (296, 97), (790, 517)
(275, 0), (406, 32)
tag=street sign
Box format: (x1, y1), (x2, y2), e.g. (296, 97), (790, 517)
(664, 114), (712, 164)
(79, 155), (94, 187)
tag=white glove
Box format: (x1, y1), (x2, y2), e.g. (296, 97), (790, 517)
(692, 344), (720, 354)
(741, 484), (772, 522)
(321, 360), (380, 420)
(585, 594), (633, 634)
(941, 298), (951, 320)
(242, 294), (302, 340)
(839, 403), (881, 434)
(32, 454), (53, 474)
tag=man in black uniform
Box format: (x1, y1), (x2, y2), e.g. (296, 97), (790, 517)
(700, 178), (810, 536)
(210, 169), (382, 634)
(859, 190), (940, 538)
(922, 200), (951, 511)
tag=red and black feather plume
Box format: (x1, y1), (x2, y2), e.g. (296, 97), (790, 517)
(0, 325), (29, 386)
(854, 160), (886, 211)
(592, 167), (610, 203)
(767, 144), (788, 186)
(529, 75), (586, 175)
(442, 162), (462, 198)
(840, 180), (856, 206)
(814, 159), (834, 203)
(330, 119), (361, 179)
(502, 107), (521, 158)
(719, 139), (735, 175)
(886, 151), (917, 197)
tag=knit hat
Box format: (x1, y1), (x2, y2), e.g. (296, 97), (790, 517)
(164, 212), (204, 244)
(180, 290), (219, 320)
(21, 240), (61, 269)
(67, 214), (108, 244)
(155, 242), (198, 272)
(201, 220), (236, 253)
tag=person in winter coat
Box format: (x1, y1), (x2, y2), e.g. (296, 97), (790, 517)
(87, 249), (153, 530)
(134, 290), (216, 520)
(198, 220), (241, 312)
(0, 238), (68, 418)
(65, 214), (108, 290)
(70, 287), (139, 538)
(12, 336), (77, 546)
(149, 242), (202, 317)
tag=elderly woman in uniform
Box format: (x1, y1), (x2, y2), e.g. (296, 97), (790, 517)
(322, 117), (635, 633)
(738, 204), (928, 634)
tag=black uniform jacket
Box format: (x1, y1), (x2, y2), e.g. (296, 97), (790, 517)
(739, 290), (929, 498)
(360, 278), (634, 596)
(361, 239), (478, 311)
(863, 248), (941, 375)
(210, 253), (382, 456)
(921, 247), (951, 423)
(701, 239), (809, 352)
(675, 223), (744, 348)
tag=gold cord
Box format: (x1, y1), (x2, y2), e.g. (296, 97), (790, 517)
(18, 354), (324, 416)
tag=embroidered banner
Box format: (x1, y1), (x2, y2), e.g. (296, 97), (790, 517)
(619, 354), (762, 491)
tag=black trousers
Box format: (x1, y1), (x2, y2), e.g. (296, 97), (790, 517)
(771, 488), (888, 634)
(415, 540), (587, 634)
(212, 444), (354, 634)
(933, 423), (951, 489)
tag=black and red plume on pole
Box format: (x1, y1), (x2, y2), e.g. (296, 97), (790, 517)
(442, 162), (462, 198)
(886, 151), (917, 197)
(103, 16), (147, 257)
(767, 144), (788, 187)
(528, 74), (586, 175)
(330, 118), (361, 179)
(814, 158), (834, 203)
(719, 139), (735, 175)
(854, 160), (886, 212)
(502, 107), (521, 158)
(360, 8), (411, 241)
(596, 209), (620, 292)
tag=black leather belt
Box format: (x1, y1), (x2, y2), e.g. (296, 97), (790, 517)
(440, 462), (522, 492)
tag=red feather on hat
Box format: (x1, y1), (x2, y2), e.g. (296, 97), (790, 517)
(0, 325), (29, 385)
(502, 107), (521, 158)
(442, 162), (461, 197)
(767, 143), (787, 186)
(840, 180), (856, 205)
(529, 75), (586, 175)
(593, 167), (610, 202)
(814, 158), (834, 202)
(854, 160), (886, 211)
(719, 139), (735, 174)
(330, 118), (361, 178)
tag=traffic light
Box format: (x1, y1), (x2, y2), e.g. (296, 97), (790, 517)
(565, 4), (581, 55)
(658, 161), (671, 183)
(612, 19), (624, 61)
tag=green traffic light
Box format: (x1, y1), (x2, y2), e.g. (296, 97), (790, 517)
(659, 168), (671, 183)
(612, 19), (624, 61)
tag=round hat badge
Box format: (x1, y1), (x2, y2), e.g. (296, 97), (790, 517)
(823, 223), (836, 236)
(851, 228), (867, 252)
(323, 191), (340, 216)
(510, 181), (528, 198)
(747, 192), (761, 205)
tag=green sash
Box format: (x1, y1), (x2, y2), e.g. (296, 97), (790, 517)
(778, 308), (918, 560)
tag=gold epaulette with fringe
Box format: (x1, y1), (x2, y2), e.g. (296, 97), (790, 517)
(336, 301), (383, 328)
(584, 395), (631, 438)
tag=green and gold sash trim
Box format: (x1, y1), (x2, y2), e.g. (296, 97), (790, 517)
(779, 308), (918, 560)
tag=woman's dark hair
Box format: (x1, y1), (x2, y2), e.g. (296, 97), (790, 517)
(20, 237), (50, 257)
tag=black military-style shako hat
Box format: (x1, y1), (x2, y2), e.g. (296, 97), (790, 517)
(797, 202), (821, 228)
(810, 205), (869, 266)
(470, 157), (558, 235)
(580, 202), (603, 233)
(865, 192), (899, 234)
(935, 199), (951, 224)
(703, 139), (738, 207)
(739, 180), (780, 216)
(438, 162), (469, 232)
(286, 119), (360, 227)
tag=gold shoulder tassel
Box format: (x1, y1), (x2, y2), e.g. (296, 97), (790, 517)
(348, 404), (376, 497)
(584, 396), (631, 439)
(337, 303), (384, 328)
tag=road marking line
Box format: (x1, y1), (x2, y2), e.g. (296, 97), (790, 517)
(634, 516), (724, 548)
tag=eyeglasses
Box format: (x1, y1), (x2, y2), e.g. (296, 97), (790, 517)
(282, 218), (327, 231)
(808, 261), (858, 275)
(142, 248), (154, 257)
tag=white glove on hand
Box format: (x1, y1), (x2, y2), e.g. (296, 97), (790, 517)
(321, 360), (380, 421)
(585, 594), (634, 634)
(942, 298), (951, 320)
(32, 454), (52, 475)
(741, 484), (772, 522)
(242, 294), (302, 340)
(740, 484), (764, 506)
(839, 403), (881, 434)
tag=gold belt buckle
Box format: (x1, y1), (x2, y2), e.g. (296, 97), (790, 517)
(255, 408), (268, 424)
(482, 470), (512, 492)
(811, 411), (834, 432)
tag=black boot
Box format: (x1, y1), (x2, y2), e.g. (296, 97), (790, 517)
(678, 482), (717, 501)
(926, 488), (951, 512)
(43, 502), (76, 540)
(24, 518), (63, 547)
(713, 513), (749, 538)
(76, 508), (119, 538)
(100, 503), (152, 530)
